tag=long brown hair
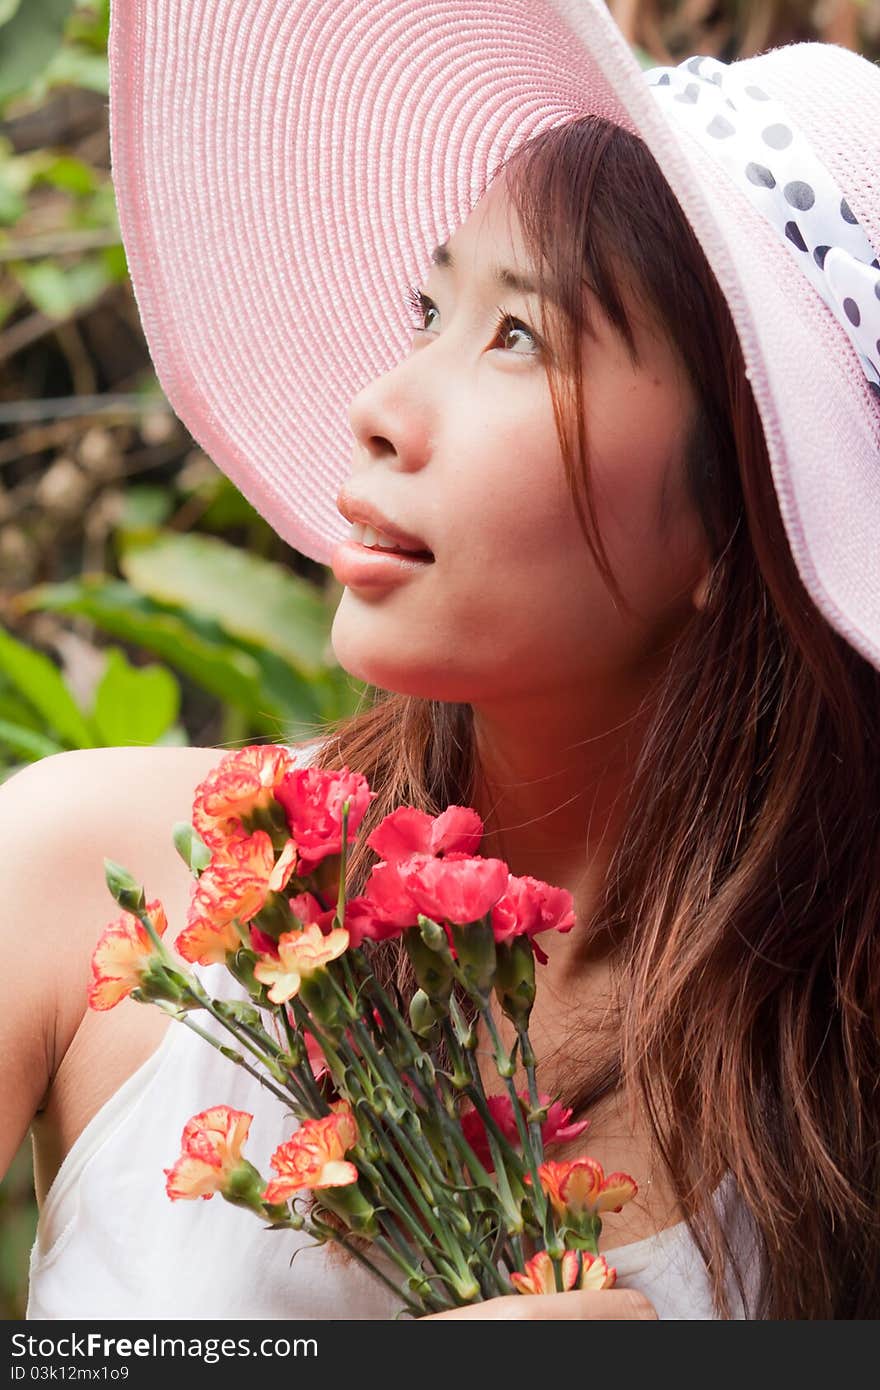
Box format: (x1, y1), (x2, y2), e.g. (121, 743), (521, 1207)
(300, 117), (880, 1318)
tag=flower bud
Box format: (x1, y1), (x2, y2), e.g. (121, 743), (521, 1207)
(214, 998), (263, 1032)
(404, 930), (454, 1004)
(417, 914), (448, 952)
(448, 917), (497, 998)
(103, 858), (146, 912)
(172, 822), (212, 875)
(224, 950), (263, 998)
(494, 937), (536, 1029)
(409, 989), (444, 1038)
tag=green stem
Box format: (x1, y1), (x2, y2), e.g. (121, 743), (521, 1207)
(480, 1006), (562, 1263)
(188, 987), (293, 1085)
(288, 997), (349, 1090)
(346, 1014), (509, 1297)
(278, 1005), (330, 1116)
(358, 1119), (475, 1296)
(152, 1003), (293, 1109)
(516, 1023), (547, 1166)
(358, 1155), (471, 1307)
(272, 1208), (428, 1316)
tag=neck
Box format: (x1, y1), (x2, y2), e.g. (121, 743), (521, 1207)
(468, 673), (659, 977)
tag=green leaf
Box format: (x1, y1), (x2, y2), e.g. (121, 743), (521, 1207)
(91, 647), (181, 746)
(99, 240), (128, 282)
(118, 532), (331, 677)
(195, 478), (265, 532)
(0, 288), (19, 327)
(153, 723), (188, 746)
(118, 485), (175, 531)
(66, 0), (108, 49)
(0, 1), (23, 29)
(172, 821), (212, 875)
(11, 255), (110, 319)
(0, 178), (24, 225)
(0, 684), (45, 731)
(32, 153), (97, 196)
(0, 718), (62, 762)
(17, 579), (324, 734)
(0, 0), (75, 106)
(0, 626), (95, 747)
(41, 43), (108, 95)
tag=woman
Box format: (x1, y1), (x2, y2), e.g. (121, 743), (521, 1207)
(5, 0), (880, 1319)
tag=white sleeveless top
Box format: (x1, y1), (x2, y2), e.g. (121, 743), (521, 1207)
(27, 744), (763, 1320)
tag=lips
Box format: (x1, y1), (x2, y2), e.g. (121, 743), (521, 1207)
(355, 524), (434, 560)
(336, 492), (433, 557)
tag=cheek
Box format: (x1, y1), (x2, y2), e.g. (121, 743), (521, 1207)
(583, 372), (699, 593)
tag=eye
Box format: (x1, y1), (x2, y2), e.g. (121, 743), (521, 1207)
(404, 285), (542, 356)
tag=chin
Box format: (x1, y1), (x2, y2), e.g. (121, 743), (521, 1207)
(329, 628), (452, 702)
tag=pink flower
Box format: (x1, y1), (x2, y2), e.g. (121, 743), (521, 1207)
(88, 899), (168, 1011)
(302, 1027), (329, 1080)
(510, 1249), (616, 1295)
(249, 926), (280, 958)
(366, 805), (483, 863)
(288, 891), (335, 930)
(164, 1105), (254, 1201)
(491, 874), (576, 965)
(460, 1092), (589, 1170)
(397, 851), (510, 925)
(339, 892), (407, 949)
(275, 766), (374, 875)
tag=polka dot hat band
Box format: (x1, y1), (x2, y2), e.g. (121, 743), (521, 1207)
(108, 1), (880, 672)
(647, 54), (880, 396)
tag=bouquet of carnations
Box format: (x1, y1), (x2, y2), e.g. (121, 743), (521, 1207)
(89, 744), (637, 1317)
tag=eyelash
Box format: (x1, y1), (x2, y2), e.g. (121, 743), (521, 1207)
(403, 284), (541, 356)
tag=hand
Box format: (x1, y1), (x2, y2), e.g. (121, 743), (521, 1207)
(419, 1287), (658, 1320)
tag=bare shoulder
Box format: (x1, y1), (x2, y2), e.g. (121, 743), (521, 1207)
(0, 745), (229, 1196)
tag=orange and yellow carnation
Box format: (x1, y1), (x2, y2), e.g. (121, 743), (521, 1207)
(263, 1101), (359, 1204)
(175, 832), (298, 965)
(174, 914), (242, 966)
(510, 1249), (617, 1295)
(88, 899), (168, 1011)
(192, 745), (293, 851)
(527, 1157), (638, 1219)
(253, 923), (349, 1005)
(164, 1105), (254, 1201)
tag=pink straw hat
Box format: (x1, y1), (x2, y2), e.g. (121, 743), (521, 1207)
(108, 2), (880, 671)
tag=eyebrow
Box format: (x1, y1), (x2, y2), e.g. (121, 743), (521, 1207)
(430, 241), (555, 304)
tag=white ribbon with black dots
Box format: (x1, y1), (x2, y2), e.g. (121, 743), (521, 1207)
(645, 54), (880, 399)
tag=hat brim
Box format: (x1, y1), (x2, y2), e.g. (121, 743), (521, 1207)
(108, 0), (880, 669)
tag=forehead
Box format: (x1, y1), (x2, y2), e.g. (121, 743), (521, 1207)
(436, 176), (533, 279)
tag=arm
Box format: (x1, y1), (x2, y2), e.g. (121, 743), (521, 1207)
(0, 744), (226, 1184)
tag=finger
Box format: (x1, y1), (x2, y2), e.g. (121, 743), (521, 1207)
(419, 1288), (659, 1320)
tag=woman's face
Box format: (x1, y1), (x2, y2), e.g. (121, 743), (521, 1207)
(330, 173), (710, 704)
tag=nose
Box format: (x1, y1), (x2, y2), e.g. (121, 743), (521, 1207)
(346, 356), (434, 478)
